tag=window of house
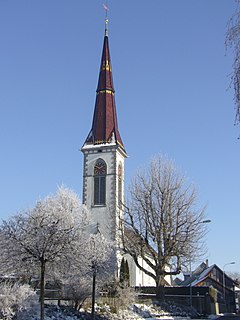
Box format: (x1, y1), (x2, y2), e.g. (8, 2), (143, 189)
(94, 159), (107, 205)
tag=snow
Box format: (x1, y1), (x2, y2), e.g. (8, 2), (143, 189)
(0, 281), (200, 320)
(18, 304), (193, 320)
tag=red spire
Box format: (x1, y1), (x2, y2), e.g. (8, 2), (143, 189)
(84, 35), (125, 153)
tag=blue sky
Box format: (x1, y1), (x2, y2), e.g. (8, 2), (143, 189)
(0, 0), (239, 273)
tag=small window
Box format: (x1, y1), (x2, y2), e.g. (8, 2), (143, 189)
(94, 159), (107, 205)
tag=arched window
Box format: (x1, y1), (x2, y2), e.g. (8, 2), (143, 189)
(118, 163), (122, 209)
(94, 159), (107, 205)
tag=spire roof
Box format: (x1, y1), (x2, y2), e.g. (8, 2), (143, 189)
(83, 33), (126, 154)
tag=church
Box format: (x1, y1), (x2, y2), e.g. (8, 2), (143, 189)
(81, 18), (170, 287)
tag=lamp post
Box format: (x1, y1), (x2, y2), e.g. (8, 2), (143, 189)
(223, 261), (235, 312)
(189, 219), (211, 308)
(91, 260), (97, 320)
(90, 236), (98, 320)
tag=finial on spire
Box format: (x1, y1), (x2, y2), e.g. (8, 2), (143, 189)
(103, 3), (109, 36)
(105, 17), (109, 37)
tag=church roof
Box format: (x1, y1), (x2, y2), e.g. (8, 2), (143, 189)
(83, 33), (126, 154)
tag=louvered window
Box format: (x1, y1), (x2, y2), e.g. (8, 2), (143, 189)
(94, 159), (106, 205)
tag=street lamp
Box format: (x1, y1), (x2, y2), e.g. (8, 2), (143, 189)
(189, 219), (211, 308)
(91, 260), (97, 320)
(223, 261), (235, 311)
(90, 236), (98, 320)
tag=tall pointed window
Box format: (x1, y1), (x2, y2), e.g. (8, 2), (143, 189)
(94, 159), (107, 205)
(118, 163), (123, 209)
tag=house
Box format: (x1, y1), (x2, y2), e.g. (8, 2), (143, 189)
(176, 261), (236, 314)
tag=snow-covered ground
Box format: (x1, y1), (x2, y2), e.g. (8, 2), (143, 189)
(18, 303), (196, 320)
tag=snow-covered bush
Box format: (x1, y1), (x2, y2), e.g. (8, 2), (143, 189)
(61, 275), (92, 310)
(101, 283), (137, 314)
(114, 285), (137, 311)
(0, 282), (37, 320)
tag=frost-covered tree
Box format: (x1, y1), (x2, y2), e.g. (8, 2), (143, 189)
(119, 155), (208, 299)
(226, 0), (240, 129)
(86, 233), (116, 281)
(58, 232), (116, 312)
(87, 233), (116, 317)
(0, 186), (89, 320)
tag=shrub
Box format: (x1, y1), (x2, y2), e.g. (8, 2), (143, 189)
(0, 282), (37, 320)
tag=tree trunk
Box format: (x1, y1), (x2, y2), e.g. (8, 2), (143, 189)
(156, 275), (165, 301)
(40, 260), (45, 320)
(156, 285), (165, 301)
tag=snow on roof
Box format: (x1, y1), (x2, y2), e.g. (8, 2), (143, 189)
(180, 264), (216, 287)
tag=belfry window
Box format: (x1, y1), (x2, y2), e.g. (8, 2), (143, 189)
(94, 159), (107, 205)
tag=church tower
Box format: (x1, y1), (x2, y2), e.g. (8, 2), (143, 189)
(81, 20), (127, 242)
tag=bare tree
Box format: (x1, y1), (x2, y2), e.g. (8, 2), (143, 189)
(0, 186), (89, 320)
(226, 0), (240, 128)
(119, 155), (208, 299)
(226, 271), (240, 285)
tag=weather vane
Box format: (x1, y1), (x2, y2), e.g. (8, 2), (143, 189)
(102, 2), (109, 36)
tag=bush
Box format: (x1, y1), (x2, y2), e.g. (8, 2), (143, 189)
(100, 283), (137, 313)
(115, 285), (137, 311)
(0, 282), (37, 320)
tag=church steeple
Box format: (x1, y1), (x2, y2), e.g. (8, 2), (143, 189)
(81, 22), (126, 244)
(83, 31), (126, 154)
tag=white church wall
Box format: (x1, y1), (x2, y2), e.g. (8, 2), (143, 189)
(124, 254), (155, 287)
(124, 254), (172, 287)
(135, 257), (156, 287)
